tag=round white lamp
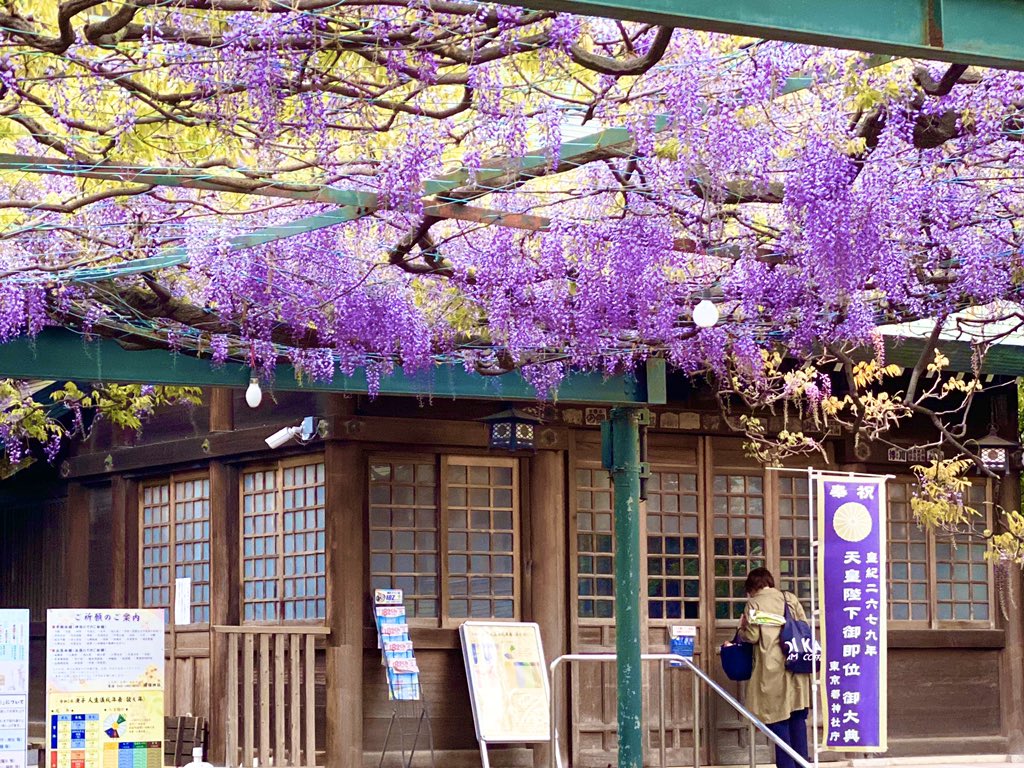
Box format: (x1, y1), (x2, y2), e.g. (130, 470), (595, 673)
(692, 299), (719, 328)
(245, 377), (263, 409)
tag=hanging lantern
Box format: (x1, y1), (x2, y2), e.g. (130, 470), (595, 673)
(976, 427), (1018, 475)
(480, 408), (541, 451)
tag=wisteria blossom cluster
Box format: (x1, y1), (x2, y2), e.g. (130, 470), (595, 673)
(0, 1), (1022, 400)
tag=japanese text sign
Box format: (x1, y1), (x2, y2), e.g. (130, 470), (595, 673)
(818, 475), (888, 752)
(0, 609), (29, 768)
(46, 610), (164, 768)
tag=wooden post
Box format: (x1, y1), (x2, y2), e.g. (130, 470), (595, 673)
(65, 483), (91, 607)
(998, 471), (1024, 752)
(110, 475), (138, 608)
(325, 440), (365, 768)
(209, 388), (234, 433)
(530, 450), (568, 768)
(209, 461), (240, 764)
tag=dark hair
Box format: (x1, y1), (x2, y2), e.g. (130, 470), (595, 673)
(745, 567), (775, 595)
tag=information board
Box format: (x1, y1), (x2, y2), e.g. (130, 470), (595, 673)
(0, 609), (29, 768)
(46, 610), (164, 768)
(459, 622), (549, 743)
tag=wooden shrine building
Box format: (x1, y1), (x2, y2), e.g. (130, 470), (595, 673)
(1, 373), (1022, 767)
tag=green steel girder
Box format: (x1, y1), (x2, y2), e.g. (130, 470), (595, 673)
(0, 328), (663, 405)
(498, 0), (1024, 70)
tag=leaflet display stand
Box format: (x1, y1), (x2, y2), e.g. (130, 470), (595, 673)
(372, 590), (436, 768)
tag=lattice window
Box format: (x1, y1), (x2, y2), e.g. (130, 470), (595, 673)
(368, 461), (439, 619)
(712, 473), (765, 620)
(646, 469), (700, 621)
(778, 475), (812, 613)
(446, 458), (517, 619)
(242, 459), (326, 622)
(575, 466), (615, 619)
(173, 477), (211, 623)
(140, 475), (211, 624)
(141, 483), (172, 618)
(935, 484), (990, 622)
(887, 480), (929, 622)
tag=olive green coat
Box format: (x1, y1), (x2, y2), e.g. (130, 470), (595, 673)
(738, 587), (811, 725)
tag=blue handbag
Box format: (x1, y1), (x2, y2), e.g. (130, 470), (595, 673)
(720, 631), (754, 681)
(780, 595), (821, 674)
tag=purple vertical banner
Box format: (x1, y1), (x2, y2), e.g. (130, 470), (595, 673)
(817, 474), (888, 752)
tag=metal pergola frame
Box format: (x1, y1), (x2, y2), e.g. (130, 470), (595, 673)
(2, 5), (1024, 768)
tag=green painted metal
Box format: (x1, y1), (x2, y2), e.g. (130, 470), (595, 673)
(0, 329), (654, 404)
(883, 335), (1024, 376)
(495, 0), (1024, 70)
(603, 407), (645, 768)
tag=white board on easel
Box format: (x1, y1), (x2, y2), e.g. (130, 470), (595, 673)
(459, 622), (550, 768)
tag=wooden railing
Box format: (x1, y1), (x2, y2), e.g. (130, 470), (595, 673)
(214, 625), (331, 768)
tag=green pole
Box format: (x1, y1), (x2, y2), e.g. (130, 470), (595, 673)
(603, 407), (645, 768)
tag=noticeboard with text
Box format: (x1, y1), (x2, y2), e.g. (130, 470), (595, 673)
(459, 622), (550, 743)
(46, 610), (164, 768)
(0, 609), (29, 768)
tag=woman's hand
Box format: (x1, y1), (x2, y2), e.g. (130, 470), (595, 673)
(738, 609), (749, 629)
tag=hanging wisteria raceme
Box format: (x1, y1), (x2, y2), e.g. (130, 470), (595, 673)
(0, 0), (1022, 403)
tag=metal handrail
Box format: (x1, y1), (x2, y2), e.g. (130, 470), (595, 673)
(548, 653), (812, 768)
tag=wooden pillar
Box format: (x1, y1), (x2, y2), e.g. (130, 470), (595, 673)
(325, 441), (365, 768)
(65, 483), (91, 608)
(209, 460), (240, 764)
(110, 475), (138, 608)
(998, 472), (1024, 752)
(530, 450), (568, 768)
(209, 388), (234, 433)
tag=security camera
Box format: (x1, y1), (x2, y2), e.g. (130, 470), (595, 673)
(265, 417), (327, 449)
(265, 425), (301, 449)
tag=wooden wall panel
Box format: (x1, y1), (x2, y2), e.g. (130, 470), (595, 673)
(361, 648), (475, 752)
(887, 649), (1001, 739)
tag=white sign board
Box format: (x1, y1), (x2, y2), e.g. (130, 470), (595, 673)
(47, 609), (164, 768)
(459, 622), (550, 743)
(174, 578), (192, 626)
(0, 609), (29, 768)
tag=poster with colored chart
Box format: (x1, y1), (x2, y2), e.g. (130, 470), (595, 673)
(0, 609), (29, 768)
(459, 622), (549, 743)
(817, 473), (888, 752)
(46, 610), (164, 768)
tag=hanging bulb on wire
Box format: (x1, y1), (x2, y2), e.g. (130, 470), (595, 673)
(692, 299), (719, 328)
(245, 377), (263, 409)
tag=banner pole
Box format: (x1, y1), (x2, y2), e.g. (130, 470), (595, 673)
(807, 467), (820, 768)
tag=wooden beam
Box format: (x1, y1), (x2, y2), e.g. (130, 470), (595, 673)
(65, 415), (570, 479)
(324, 442), (365, 768)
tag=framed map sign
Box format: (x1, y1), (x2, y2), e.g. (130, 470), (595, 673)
(46, 610), (164, 768)
(459, 622), (550, 743)
(0, 609), (29, 768)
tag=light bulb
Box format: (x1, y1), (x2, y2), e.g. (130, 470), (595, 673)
(692, 299), (719, 328)
(245, 377), (263, 409)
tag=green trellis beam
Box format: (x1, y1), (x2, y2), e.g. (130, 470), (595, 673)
(0, 327), (666, 405)
(501, 0), (1024, 70)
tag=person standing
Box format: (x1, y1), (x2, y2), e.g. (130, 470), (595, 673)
(738, 567), (811, 768)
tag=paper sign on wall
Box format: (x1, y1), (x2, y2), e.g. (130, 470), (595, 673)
(173, 578), (192, 626)
(459, 622), (550, 743)
(46, 609), (164, 768)
(0, 609), (29, 768)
